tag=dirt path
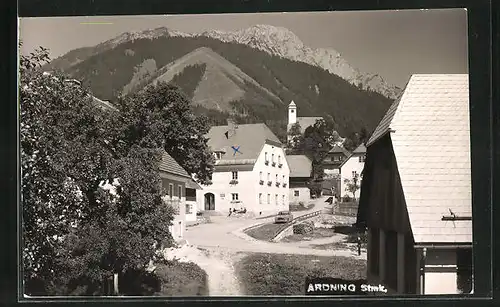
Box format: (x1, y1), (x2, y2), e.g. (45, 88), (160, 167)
(162, 245), (243, 296)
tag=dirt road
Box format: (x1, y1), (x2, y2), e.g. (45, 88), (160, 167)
(162, 245), (244, 296)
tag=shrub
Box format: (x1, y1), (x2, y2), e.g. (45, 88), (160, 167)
(342, 195), (352, 203)
(153, 260), (209, 296)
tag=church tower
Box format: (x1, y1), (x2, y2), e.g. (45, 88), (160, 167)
(288, 100), (297, 128)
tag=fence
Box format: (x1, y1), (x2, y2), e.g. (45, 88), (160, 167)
(333, 201), (359, 217)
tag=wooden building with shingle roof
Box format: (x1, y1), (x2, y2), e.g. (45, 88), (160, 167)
(357, 74), (472, 295)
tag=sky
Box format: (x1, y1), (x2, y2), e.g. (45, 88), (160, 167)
(19, 9), (468, 88)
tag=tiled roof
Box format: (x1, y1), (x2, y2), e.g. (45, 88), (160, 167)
(339, 144), (366, 169)
(390, 74), (471, 244)
(186, 179), (202, 190)
(295, 117), (323, 132)
(352, 144), (367, 154)
(159, 151), (191, 179)
(206, 123), (281, 164)
(287, 155), (312, 177)
(329, 144), (351, 156)
(366, 96), (401, 146)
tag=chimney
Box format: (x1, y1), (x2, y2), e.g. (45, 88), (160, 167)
(227, 118), (238, 137)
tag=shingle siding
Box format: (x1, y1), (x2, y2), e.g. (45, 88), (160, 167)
(385, 74), (471, 244)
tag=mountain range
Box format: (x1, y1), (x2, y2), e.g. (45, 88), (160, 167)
(44, 25), (398, 141)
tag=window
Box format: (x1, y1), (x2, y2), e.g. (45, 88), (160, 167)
(232, 193), (239, 201)
(177, 185), (182, 198)
(259, 171), (263, 180)
(282, 195), (285, 205)
(267, 194), (270, 204)
(278, 155), (281, 164)
(294, 190), (299, 197)
(275, 194), (278, 205)
(169, 184), (173, 198)
(259, 193), (262, 204)
(267, 173), (270, 181)
(272, 153), (275, 162)
(186, 204), (193, 214)
(352, 171), (358, 177)
(283, 175), (286, 182)
(161, 179), (168, 196)
(291, 109), (294, 113)
(275, 174), (278, 182)
(214, 152), (223, 160)
(232, 171), (238, 180)
(359, 155), (366, 163)
(334, 156), (340, 161)
(265, 152), (268, 161)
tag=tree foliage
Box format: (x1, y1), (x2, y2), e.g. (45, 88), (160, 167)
(118, 82), (215, 184)
(289, 118), (342, 181)
(343, 127), (369, 152)
(20, 46), (212, 295)
(344, 172), (362, 200)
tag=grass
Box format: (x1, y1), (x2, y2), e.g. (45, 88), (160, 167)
(235, 253), (367, 295)
(281, 227), (337, 242)
(289, 202), (315, 212)
(245, 223), (286, 241)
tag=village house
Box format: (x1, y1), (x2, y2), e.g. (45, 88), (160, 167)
(185, 178), (202, 222)
(339, 144), (367, 200)
(159, 151), (202, 241)
(287, 155), (313, 204)
(197, 120), (290, 215)
(323, 144), (351, 176)
(356, 74), (472, 295)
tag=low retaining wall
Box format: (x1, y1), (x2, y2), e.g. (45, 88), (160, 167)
(271, 210), (322, 242)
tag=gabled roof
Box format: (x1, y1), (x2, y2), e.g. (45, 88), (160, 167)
(353, 144), (367, 154)
(286, 155), (312, 178)
(185, 179), (202, 190)
(159, 151), (191, 179)
(339, 144), (366, 169)
(206, 123), (281, 165)
(366, 87), (406, 146)
(388, 74), (471, 244)
(328, 144), (351, 156)
(295, 117), (323, 132)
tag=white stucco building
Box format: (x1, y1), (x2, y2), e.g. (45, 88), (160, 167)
(339, 144), (366, 199)
(197, 120), (291, 215)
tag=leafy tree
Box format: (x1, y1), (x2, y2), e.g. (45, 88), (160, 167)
(21, 46), (199, 295)
(359, 127), (369, 145)
(344, 172), (362, 200)
(117, 82), (215, 184)
(289, 118), (342, 178)
(287, 122), (302, 148)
